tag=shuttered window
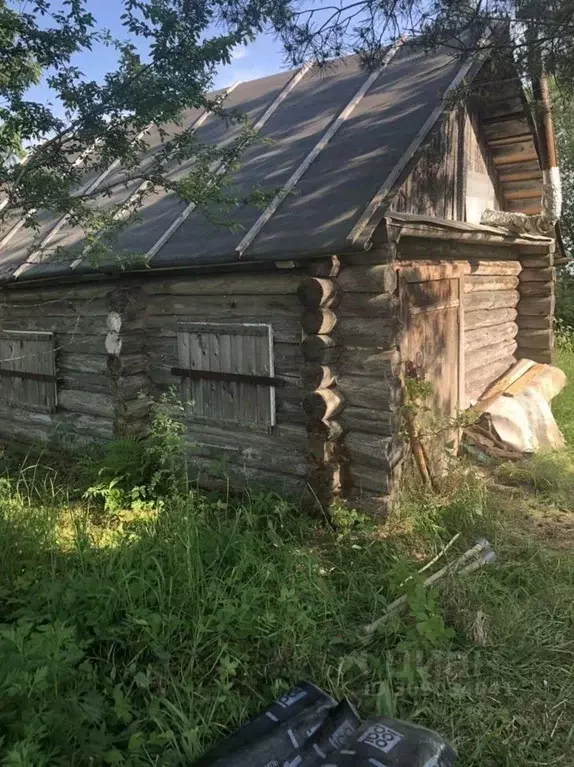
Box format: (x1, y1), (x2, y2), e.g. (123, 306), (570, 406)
(0, 330), (57, 412)
(174, 323), (276, 430)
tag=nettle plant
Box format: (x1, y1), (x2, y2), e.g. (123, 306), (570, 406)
(84, 395), (187, 513)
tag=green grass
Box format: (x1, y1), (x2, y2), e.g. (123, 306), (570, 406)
(0, 348), (573, 765)
(555, 339), (574, 445)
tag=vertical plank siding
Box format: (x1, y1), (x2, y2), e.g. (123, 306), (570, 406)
(0, 330), (57, 411)
(390, 110), (463, 220)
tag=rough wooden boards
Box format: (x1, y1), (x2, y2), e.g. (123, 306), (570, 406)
(519, 267), (555, 282)
(147, 293), (299, 318)
(185, 456), (306, 497)
(175, 322), (275, 430)
(0, 330), (56, 412)
(475, 358), (535, 410)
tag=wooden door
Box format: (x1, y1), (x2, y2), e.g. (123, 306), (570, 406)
(399, 264), (465, 454)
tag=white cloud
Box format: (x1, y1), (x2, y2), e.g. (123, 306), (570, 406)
(231, 46), (249, 61)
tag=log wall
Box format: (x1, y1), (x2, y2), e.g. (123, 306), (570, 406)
(393, 235), (556, 405)
(464, 259), (521, 403)
(516, 243), (556, 364)
(142, 271), (308, 497)
(335, 250), (403, 516)
(0, 282), (149, 447)
(0, 232), (556, 507)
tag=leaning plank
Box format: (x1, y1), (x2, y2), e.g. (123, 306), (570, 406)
(466, 356), (516, 402)
(474, 359), (535, 409)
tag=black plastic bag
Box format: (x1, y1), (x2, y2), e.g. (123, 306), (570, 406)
(191, 682), (456, 766)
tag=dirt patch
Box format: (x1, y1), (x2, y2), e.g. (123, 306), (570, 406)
(489, 480), (574, 551)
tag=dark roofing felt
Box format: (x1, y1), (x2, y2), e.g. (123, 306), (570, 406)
(0, 42), (477, 282)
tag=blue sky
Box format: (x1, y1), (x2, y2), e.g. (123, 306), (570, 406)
(17, 0), (290, 118)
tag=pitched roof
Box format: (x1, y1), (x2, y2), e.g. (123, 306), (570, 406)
(0, 39), (498, 282)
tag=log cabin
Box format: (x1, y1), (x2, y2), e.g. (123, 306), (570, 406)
(0, 36), (560, 513)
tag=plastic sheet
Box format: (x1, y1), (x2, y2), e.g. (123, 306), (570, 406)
(191, 682), (456, 766)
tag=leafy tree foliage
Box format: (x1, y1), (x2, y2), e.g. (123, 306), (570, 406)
(0, 0), (291, 257)
(277, 0), (574, 85)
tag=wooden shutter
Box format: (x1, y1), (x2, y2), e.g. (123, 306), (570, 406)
(174, 322), (276, 430)
(0, 330), (57, 412)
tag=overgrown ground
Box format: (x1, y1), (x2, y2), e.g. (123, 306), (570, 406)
(0, 350), (573, 766)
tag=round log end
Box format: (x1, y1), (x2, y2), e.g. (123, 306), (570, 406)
(303, 388), (345, 420)
(297, 277), (340, 309)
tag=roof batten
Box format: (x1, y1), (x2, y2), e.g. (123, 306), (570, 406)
(69, 82), (241, 271)
(235, 39), (404, 258)
(145, 61), (313, 263)
(0, 141), (99, 254)
(13, 131), (153, 279)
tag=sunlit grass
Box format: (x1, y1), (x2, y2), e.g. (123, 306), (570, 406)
(0, 344), (572, 765)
